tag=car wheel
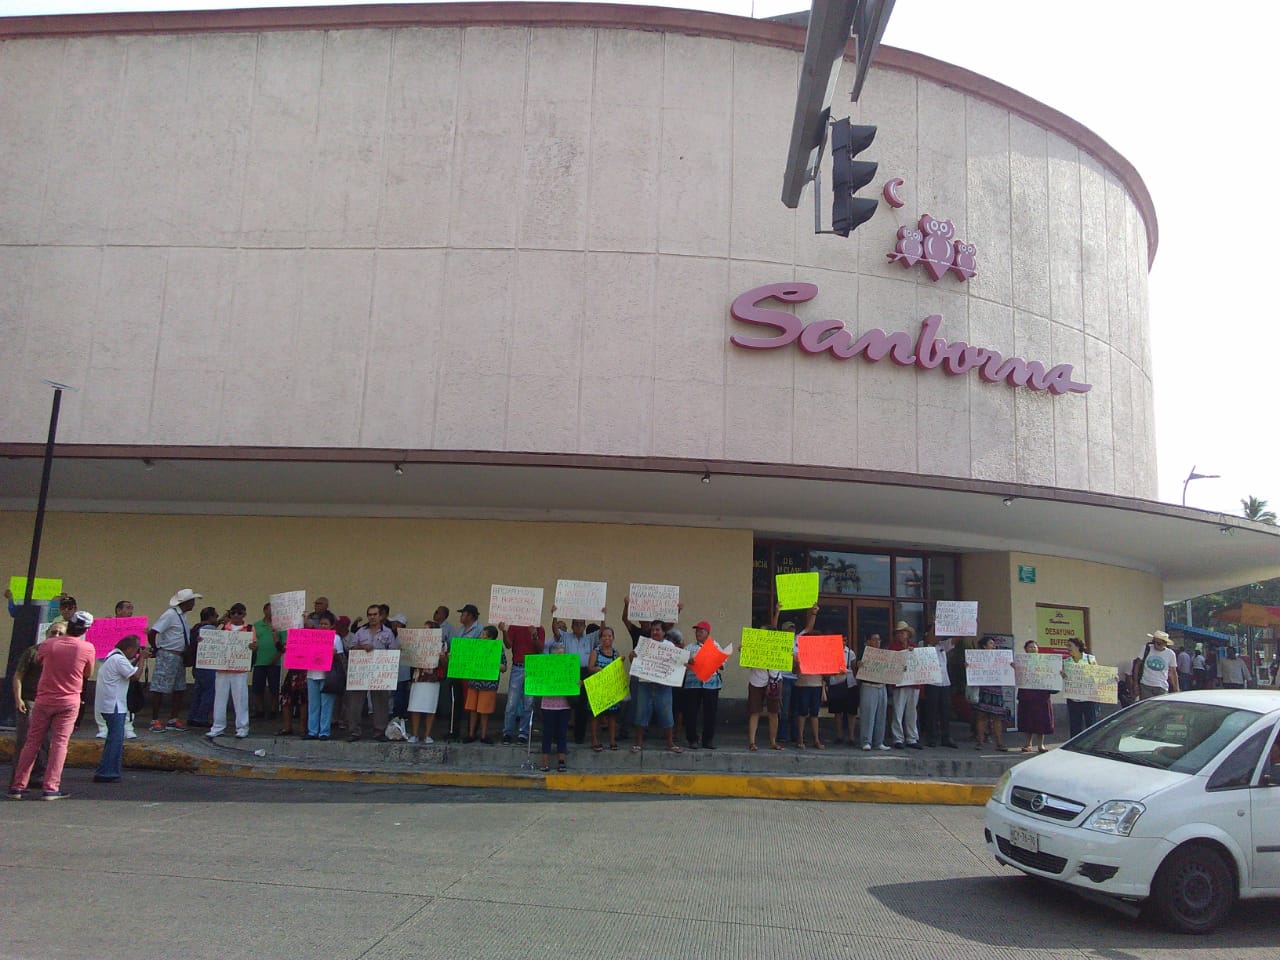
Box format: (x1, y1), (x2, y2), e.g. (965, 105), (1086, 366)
(1150, 843), (1236, 934)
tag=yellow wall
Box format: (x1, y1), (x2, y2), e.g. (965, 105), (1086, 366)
(0, 512), (754, 689)
(958, 553), (1014, 636)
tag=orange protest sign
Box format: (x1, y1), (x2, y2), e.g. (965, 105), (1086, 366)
(690, 640), (731, 682)
(797, 634), (845, 675)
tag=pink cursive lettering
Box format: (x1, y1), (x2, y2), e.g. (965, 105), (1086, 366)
(730, 284), (1091, 395)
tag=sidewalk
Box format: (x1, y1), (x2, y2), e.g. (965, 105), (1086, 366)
(2, 714), (1034, 805)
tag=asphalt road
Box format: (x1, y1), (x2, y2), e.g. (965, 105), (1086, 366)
(2, 769), (1276, 959)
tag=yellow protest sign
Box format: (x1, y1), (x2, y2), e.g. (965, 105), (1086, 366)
(775, 572), (818, 610)
(9, 577), (63, 601)
(584, 656), (629, 716)
(739, 627), (795, 671)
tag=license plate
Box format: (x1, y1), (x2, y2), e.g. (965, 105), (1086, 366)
(1010, 825), (1040, 853)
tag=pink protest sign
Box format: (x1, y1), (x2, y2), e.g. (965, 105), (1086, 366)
(85, 617), (149, 659)
(282, 629), (335, 672)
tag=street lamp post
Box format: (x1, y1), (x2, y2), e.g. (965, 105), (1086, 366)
(1181, 465), (1221, 506)
(1, 381), (73, 726)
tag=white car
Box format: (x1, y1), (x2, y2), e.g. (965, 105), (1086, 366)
(984, 690), (1280, 933)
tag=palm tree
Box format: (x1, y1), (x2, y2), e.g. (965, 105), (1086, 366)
(1241, 496), (1278, 524)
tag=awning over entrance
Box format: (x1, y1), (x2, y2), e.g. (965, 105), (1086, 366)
(1211, 603), (1280, 629)
(2, 445), (1278, 603)
(1165, 622), (1235, 646)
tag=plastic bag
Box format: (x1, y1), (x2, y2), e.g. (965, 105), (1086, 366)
(385, 717), (408, 741)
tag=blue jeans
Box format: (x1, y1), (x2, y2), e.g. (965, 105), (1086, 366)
(503, 664), (534, 739)
(189, 668), (216, 724)
(306, 679), (336, 737)
(858, 683), (888, 748)
(96, 710), (126, 779)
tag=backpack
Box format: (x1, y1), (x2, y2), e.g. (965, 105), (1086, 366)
(1130, 644), (1152, 693)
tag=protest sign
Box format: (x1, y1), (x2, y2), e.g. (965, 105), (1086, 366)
(899, 647), (944, 686)
(775, 572), (818, 610)
(397, 628), (443, 669)
(629, 637), (689, 686)
(1062, 661), (1119, 704)
(966, 649), (1015, 686)
(85, 616), (149, 659)
(553, 579), (607, 622)
(739, 628), (795, 671)
(446, 637), (503, 681)
(934, 600), (979, 637)
(282, 629), (336, 672)
(627, 583), (679, 623)
(270, 591), (306, 631)
(196, 628), (254, 672)
(797, 635), (845, 675)
(1014, 652), (1065, 691)
(8, 576), (62, 601)
(346, 649), (400, 691)
(856, 646), (906, 685)
(488, 584), (544, 627)
(585, 656), (629, 716)
(524, 653), (582, 697)
(690, 641), (732, 683)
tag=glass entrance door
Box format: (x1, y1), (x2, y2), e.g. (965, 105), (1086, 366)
(813, 598), (852, 640)
(853, 600), (893, 654)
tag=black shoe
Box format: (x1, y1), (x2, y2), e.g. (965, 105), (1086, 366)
(892, 742), (905, 749)
(303, 734), (319, 740)
(926, 741), (938, 748)
(92, 775), (120, 783)
(318, 735), (330, 741)
(906, 742), (923, 750)
(502, 735), (512, 745)
(942, 740), (959, 749)
(702, 743), (716, 750)
(480, 737), (494, 745)
(463, 736), (476, 744)
(517, 736), (529, 745)
(347, 734), (361, 742)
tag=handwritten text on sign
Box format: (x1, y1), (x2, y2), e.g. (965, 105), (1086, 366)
(933, 600), (978, 637)
(270, 591), (306, 631)
(856, 647), (905, 685)
(489, 584), (544, 627)
(282, 629), (336, 672)
(775, 572), (819, 610)
(346, 650), (400, 691)
(397, 628), (443, 669)
(553, 579), (607, 622)
(627, 583), (680, 623)
(739, 628), (795, 672)
(1063, 661), (1118, 704)
(196, 629), (254, 672)
(85, 616), (149, 659)
(585, 656), (630, 716)
(966, 649), (1015, 686)
(1014, 653), (1064, 691)
(629, 638), (689, 687)
(899, 647), (944, 686)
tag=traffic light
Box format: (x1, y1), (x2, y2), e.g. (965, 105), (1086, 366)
(830, 118), (878, 236)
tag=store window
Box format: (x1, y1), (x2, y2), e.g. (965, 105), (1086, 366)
(928, 557), (958, 601)
(809, 550), (890, 596)
(896, 602), (927, 641)
(895, 557), (925, 599)
(752, 543), (771, 593)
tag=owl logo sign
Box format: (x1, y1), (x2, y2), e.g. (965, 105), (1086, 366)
(887, 215), (977, 282)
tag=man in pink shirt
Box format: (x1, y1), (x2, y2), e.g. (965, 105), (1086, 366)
(8, 610), (96, 800)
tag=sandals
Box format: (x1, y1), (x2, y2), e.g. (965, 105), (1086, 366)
(540, 764), (550, 772)
(609, 743), (619, 751)
(748, 743), (759, 751)
(1020, 746), (1033, 753)
(666, 745), (683, 754)
(770, 743), (784, 751)
(592, 744), (603, 752)
(1037, 747), (1048, 753)
(630, 745), (642, 753)
(557, 761), (567, 772)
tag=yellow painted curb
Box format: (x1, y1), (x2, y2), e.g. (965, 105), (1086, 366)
(547, 772), (992, 805)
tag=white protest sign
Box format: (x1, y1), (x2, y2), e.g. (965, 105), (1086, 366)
(553, 579), (607, 622)
(627, 583), (679, 623)
(899, 647), (944, 686)
(269, 590), (306, 631)
(934, 600), (978, 637)
(346, 649), (401, 691)
(195, 628), (253, 672)
(1063, 661), (1119, 704)
(488, 584), (544, 627)
(1014, 652), (1065, 691)
(397, 628), (443, 669)
(855, 646), (905, 685)
(629, 637), (689, 687)
(965, 649), (1015, 686)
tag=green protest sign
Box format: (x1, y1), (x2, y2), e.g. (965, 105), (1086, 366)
(775, 572), (818, 610)
(446, 637), (503, 681)
(524, 653), (581, 697)
(584, 656), (629, 716)
(739, 627), (795, 671)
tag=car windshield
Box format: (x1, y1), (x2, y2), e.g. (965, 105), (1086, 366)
(1063, 700), (1261, 774)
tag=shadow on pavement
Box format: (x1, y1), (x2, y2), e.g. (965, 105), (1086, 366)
(868, 874), (1279, 952)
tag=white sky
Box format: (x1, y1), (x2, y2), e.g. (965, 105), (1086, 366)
(4, 0), (1276, 517)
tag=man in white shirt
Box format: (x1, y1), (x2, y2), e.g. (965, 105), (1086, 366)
(1135, 630), (1179, 700)
(94, 635), (150, 783)
(146, 588), (201, 731)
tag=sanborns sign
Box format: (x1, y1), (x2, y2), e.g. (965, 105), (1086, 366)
(730, 283), (1091, 396)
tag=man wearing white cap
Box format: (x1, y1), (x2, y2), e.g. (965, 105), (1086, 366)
(146, 588), (201, 730)
(1134, 629), (1180, 701)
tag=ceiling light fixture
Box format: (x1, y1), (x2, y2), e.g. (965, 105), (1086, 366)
(1002, 496), (1015, 507)
(142, 458), (154, 470)
(700, 470), (711, 485)
(394, 463), (404, 476)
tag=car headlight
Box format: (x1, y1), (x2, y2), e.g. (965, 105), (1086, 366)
(991, 770), (1012, 805)
(1082, 800), (1145, 836)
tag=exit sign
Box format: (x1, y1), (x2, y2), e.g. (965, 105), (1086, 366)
(1018, 565), (1036, 584)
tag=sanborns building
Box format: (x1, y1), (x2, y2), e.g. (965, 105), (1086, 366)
(2, 3), (1277, 681)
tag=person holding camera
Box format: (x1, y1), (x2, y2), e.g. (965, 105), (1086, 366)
(95, 635), (151, 783)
